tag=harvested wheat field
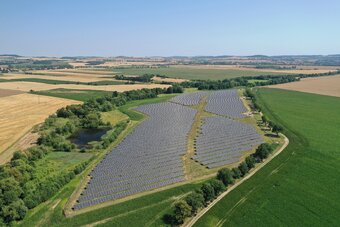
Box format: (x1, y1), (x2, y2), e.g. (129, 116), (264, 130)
(0, 93), (80, 162)
(31, 70), (118, 79)
(269, 75), (340, 97)
(1, 73), (120, 83)
(174, 65), (337, 74)
(0, 81), (170, 92)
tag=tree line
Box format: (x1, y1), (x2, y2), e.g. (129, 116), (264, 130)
(244, 88), (283, 136)
(179, 70), (340, 90)
(163, 142), (275, 225)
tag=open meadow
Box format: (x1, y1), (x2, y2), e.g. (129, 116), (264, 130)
(0, 93), (80, 164)
(194, 88), (340, 226)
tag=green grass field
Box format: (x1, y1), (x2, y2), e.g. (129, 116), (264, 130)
(195, 88), (340, 226)
(32, 89), (112, 101)
(112, 67), (291, 80)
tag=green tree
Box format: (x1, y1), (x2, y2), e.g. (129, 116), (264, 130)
(272, 124), (283, 136)
(1, 200), (27, 223)
(255, 143), (273, 161)
(201, 183), (215, 203)
(245, 155), (256, 169)
(238, 162), (249, 177)
(217, 168), (234, 186)
(232, 167), (242, 179)
(173, 200), (192, 224)
(185, 191), (205, 215)
(209, 179), (226, 196)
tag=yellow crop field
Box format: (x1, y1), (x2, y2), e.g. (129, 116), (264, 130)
(1, 73), (118, 83)
(269, 75), (340, 97)
(0, 81), (170, 92)
(0, 93), (80, 163)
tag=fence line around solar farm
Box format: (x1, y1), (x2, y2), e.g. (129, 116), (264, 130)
(73, 102), (197, 210)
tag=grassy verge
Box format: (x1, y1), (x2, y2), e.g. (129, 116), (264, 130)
(195, 88), (340, 226)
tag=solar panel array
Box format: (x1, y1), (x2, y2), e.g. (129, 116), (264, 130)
(170, 91), (209, 106)
(73, 102), (197, 210)
(205, 89), (247, 118)
(193, 116), (263, 169)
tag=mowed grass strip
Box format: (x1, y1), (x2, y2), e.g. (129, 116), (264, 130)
(195, 88), (340, 226)
(113, 66), (291, 80)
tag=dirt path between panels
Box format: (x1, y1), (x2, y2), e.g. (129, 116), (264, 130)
(183, 134), (289, 227)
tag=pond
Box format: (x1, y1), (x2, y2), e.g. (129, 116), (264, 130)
(69, 128), (109, 149)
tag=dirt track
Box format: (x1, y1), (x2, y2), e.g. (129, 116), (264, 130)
(268, 75), (340, 97)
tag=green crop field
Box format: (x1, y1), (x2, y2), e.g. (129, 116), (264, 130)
(195, 88), (340, 226)
(112, 67), (291, 80)
(32, 89), (113, 101)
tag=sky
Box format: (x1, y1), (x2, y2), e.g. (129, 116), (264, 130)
(1, 0), (340, 57)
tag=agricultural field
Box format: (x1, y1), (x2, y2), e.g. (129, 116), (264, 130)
(0, 70), (170, 94)
(32, 89), (113, 102)
(268, 74), (340, 97)
(0, 81), (170, 92)
(0, 93), (80, 164)
(195, 88), (340, 226)
(109, 66), (293, 80)
(0, 72), (122, 83)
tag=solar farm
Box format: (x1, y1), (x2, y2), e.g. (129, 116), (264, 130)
(193, 116), (263, 168)
(73, 89), (264, 210)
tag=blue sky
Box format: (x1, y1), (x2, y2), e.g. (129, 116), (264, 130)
(1, 0), (340, 56)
